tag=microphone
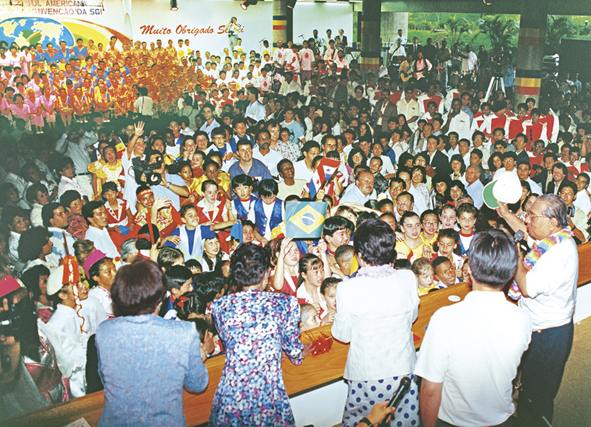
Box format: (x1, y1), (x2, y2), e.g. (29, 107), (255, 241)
(379, 377), (411, 426)
(514, 230), (525, 243)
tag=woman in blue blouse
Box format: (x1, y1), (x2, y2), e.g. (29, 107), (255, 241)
(96, 258), (208, 427)
(209, 243), (310, 427)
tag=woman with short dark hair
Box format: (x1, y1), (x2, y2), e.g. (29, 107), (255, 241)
(332, 219), (421, 427)
(209, 243), (309, 426)
(95, 258), (208, 427)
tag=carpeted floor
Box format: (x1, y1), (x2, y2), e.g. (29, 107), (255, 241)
(553, 316), (591, 427)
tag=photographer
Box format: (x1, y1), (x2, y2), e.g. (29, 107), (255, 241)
(135, 149), (189, 213)
(0, 269), (65, 422)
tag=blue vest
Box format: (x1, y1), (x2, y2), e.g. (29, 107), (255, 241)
(233, 195), (257, 221)
(254, 197), (283, 235)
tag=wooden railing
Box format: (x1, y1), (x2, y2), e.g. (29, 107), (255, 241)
(8, 241), (591, 427)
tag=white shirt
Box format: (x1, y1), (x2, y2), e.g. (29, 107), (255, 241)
(415, 291), (532, 427)
(85, 226), (119, 259)
(526, 178), (543, 196)
(332, 266), (419, 381)
(408, 184), (429, 215)
(31, 203), (43, 227)
(466, 179), (484, 209)
(521, 236), (578, 330)
(396, 98), (420, 126)
(443, 110), (471, 141)
(58, 175), (83, 199)
(574, 189), (591, 215)
(46, 298), (107, 397)
(293, 159), (314, 182)
(253, 147), (283, 176)
(133, 96), (153, 116)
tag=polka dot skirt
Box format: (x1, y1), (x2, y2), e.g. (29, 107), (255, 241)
(342, 374), (420, 427)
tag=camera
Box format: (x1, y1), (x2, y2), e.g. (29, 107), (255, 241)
(0, 281), (38, 343)
(132, 155), (163, 186)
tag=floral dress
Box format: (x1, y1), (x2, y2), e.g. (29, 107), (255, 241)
(210, 289), (303, 427)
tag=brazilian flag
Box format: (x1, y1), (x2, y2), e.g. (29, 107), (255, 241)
(285, 202), (328, 239)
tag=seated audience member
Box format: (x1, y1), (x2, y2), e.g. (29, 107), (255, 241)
(320, 277), (340, 324)
(18, 226), (60, 273)
(27, 183), (50, 227)
(321, 215), (355, 269)
(396, 211), (432, 263)
(432, 256), (459, 288)
(270, 237), (301, 297)
(300, 303), (321, 331)
(82, 201), (120, 258)
(161, 265), (194, 320)
(42, 202), (76, 259)
(96, 258), (208, 426)
(61, 190), (88, 240)
(253, 179), (284, 244)
(192, 272), (226, 310)
(412, 257), (442, 295)
(277, 159), (307, 200)
(457, 202), (478, 258)
(85, 250), (117, 319)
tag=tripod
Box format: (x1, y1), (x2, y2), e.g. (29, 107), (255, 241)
(484, 73), (505, 102)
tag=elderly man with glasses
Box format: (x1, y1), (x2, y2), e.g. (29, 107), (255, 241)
(497, 194), (578, 427)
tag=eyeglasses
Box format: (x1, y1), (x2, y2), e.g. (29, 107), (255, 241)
(525, 210), (547, 220)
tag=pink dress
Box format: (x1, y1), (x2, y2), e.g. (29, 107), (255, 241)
(41, 94), (57, 122)
(9, 103), (30, 122)
(25, 97), (44, 127)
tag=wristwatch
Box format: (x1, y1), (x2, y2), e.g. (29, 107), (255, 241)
(359, 417), (374, 427)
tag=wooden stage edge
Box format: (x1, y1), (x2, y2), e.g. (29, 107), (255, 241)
(8, 242), (591, 427)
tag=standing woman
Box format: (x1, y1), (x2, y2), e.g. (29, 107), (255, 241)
(96, 258), (208, 427)
(332, 219), (420, 427)
(210, 243), (310, 426)
(225, 17), (240, 52)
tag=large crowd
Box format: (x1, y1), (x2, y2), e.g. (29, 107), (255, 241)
(0, 22), (588, 427)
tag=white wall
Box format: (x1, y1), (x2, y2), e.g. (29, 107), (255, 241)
(293, 2), (354, 45)
(131, 0), (274, 56)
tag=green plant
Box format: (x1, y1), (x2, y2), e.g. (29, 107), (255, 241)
(444, 14), (475, 46)
(545, 16), (578, 54)
(472, 15), (519, 55)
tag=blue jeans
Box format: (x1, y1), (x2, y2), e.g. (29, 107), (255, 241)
(517, 321), (574, 427)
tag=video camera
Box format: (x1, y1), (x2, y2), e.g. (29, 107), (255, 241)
(0, 277), (38, 343)
(132, 155), (163, 186)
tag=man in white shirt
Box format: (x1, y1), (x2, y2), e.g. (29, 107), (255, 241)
(464, 165), (484, 209)
(442, 98), (471, 141)
(497, 194), (578, 427)
(517, 161), (543, 195)
(252, 130), (282, 176)
(43, 202), (76, 259)
(460, 44), (478, 75)
(82, 201), (120, 258)
(278, 72), (302, 96)
(294, 141), (321, 182)
(244, 87), (266, 123)
(272, 39), (286, 73)
(416, 230), (532, 427)
(299, 40), (314, 87)
(255, 67), (272, 94)
(340, 171), (375, 205)
(396, 88), (420, 130)
(574, 173), (591, 215)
